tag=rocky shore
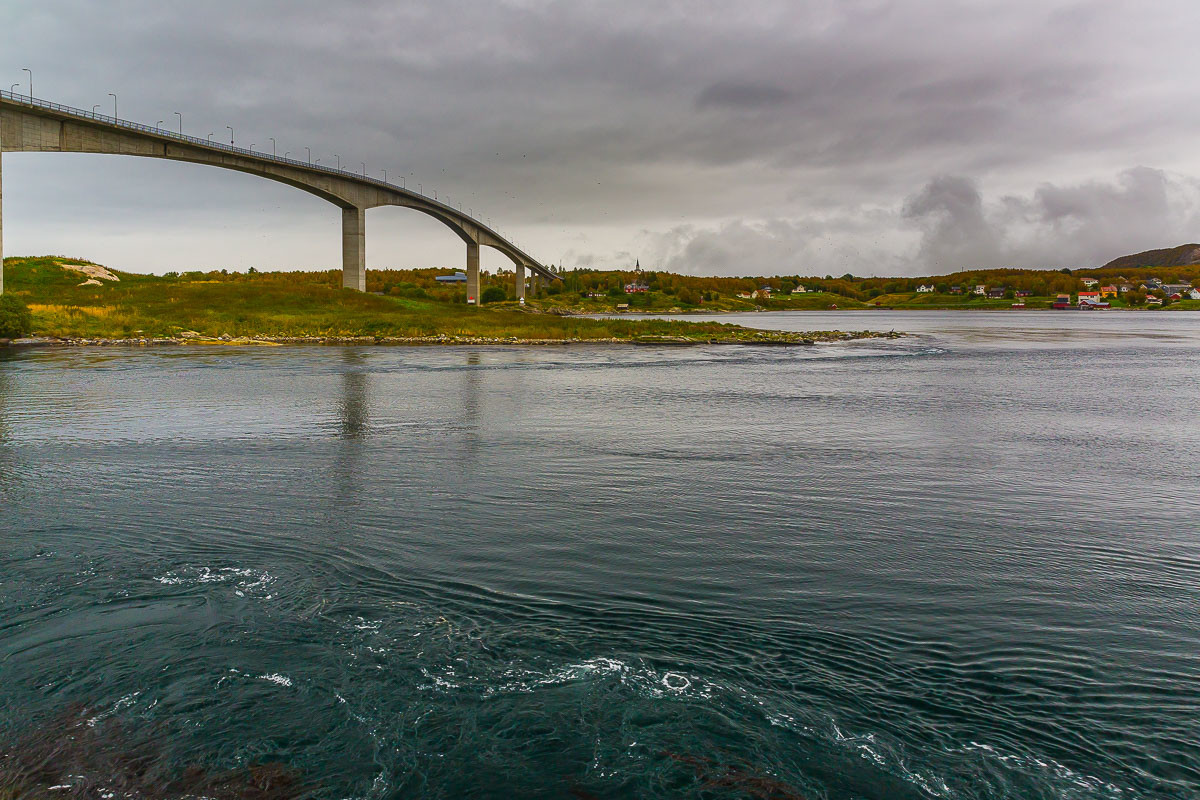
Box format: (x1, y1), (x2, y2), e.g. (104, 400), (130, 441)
(3, 330), (905, 348)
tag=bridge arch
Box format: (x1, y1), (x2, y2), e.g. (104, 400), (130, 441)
(0, 92), (560, 298)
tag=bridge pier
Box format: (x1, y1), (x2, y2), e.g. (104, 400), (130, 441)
(466, 240), (480, 305)
(342, 207), (366, 292)
(515, 263), (525, 302)
(0, 149), (5, 296)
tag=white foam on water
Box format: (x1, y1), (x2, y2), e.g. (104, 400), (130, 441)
(258, 673), (293, 687)
(154, 566), (276, 598)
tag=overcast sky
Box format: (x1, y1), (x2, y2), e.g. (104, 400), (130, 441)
(4, 0), (1200, 277)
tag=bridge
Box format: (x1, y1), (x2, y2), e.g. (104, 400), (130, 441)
(0, 91), (560, 299)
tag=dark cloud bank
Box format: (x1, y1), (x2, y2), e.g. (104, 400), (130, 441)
(3, 0), (1199, 276)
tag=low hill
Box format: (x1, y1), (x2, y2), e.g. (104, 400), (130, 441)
(0, 257), (868, 344)
(1101, 244), (1200, 271)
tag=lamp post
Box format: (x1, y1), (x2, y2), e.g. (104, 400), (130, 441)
(108, 92), (117, 119)
(207, 133), (214, 142)
(361, 162), (366, 177)
(226, 126), (234, 145)
(269, 137), (276, 157)
(383, 169), (387, 183)
(9, 84), (18, 95)
(156, 120), (164, 129)
(400, 176), (405, 189)
(92, 104), (100, 116)
(418, 183), (422, 195)
(305, 147), (311, 164)
(249, 143), (255, 153)
(22, 68), (31, 99)
(334, 154), (341, 170)
(174, 111), (182, 135)
(285, 151), (290, 159)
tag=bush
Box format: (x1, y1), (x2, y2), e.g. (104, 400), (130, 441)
(0, 294), (33, 338)
(480, 286), (507, 304)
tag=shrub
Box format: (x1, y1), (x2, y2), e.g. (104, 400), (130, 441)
(480, 286), (507, 304)
(0, 294), (33, 338)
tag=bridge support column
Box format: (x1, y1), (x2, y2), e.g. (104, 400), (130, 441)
(342, 206), (366, 291)
(515, 264), (525, 302)
(0, 149), (5, 296)
(466, 240), (480, 305)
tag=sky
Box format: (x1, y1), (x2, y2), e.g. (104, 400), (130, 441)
(3, 0), (1200, 277)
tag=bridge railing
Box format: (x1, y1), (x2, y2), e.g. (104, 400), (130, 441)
(0, 89), (534, 260)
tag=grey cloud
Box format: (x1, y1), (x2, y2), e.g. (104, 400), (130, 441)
(903, 175), (1002, 271)
(696, 83), (791, 110)
(3, 0), (1200, 274)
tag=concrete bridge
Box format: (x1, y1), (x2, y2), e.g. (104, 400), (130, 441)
(0, 91), (559, 298)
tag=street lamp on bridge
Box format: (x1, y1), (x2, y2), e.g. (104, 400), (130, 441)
(269, 137), (276, 157)
(92, 104), (100, 116)
(226, 126), (234, 145)
(305, 147), (311, 164)
(334, 154), (341, 170)
(108, 93), (117, 119)
(22, 68), (31, 99)
(174, 112), (182, 135)
(361, 162), (366, 177)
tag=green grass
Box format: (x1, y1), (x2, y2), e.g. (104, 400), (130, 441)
(2, 257), (865, 343)
(529, 290), (867, 313)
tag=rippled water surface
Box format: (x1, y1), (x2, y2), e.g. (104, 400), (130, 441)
(2, 310), (1199, 799)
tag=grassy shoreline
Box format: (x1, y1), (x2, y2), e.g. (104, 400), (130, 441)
(1, 257), (902, 347)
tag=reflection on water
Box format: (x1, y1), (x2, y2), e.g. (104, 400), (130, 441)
(337, 349), (370, 440)
(1, 326), (1199, 799)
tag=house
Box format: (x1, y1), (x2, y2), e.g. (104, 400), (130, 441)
(1162, 283), (1193, 295)
(1078, 291), (1101, 303)
(1081, 278), (1099, 288)
(1015, 290), (1033, 297)
(1100, 285), (1118, 298)
(1189, 289), (1200, 300)
(736, 291), (753, 299)
(948, 285), (964, 295)
(1118, 283), (1134, 293)
(435, 271), (468, 283)
(752, 288), (773, 300)
(973, 284), (987, 295)
(1169, 293), (1183, 301)
(987, 288), (1006, 299)
(791, 285), (808, 294)
(1144, 278), (1163, 289)
(1146, 296), (1163, 306)
(916, 284), (935, 293)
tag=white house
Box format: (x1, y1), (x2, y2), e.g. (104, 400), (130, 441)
(916, 284), (935, 293)
(973, 285), (987, 295)
(1189, 288), (1200, 300)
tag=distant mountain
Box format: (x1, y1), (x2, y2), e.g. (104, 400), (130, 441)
(1101, 244), (1200, 271)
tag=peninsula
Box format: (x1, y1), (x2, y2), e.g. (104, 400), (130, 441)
(0, 257), (899, 346)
